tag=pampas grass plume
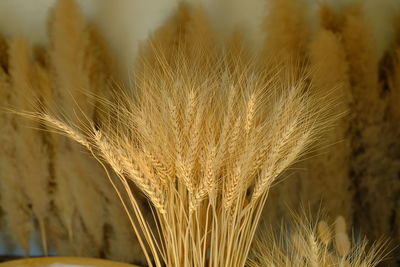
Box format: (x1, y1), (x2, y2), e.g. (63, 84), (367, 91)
(0, 36), (33, 254)
(8, 36), (52, 255)
(261, 0), (310, 66)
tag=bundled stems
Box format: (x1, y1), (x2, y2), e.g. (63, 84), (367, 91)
(32, 3), (334, 267)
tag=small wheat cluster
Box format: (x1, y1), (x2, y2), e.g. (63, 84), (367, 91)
(248, 216), (389, 267)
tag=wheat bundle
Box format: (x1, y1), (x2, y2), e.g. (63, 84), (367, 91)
(38, 3), (336, 266)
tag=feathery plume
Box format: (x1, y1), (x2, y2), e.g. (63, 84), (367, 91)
(8, 36), (52, 255)
(0, 39), (32, 254)
(296, 24), (353, 221)
(261, 0), (310, 68)
(341, 3), (392, 245)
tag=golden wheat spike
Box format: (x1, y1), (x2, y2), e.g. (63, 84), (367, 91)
(261, 0), (310, 69)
